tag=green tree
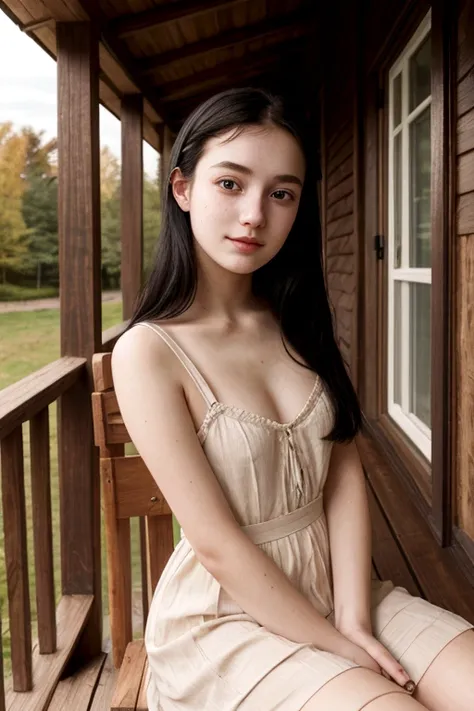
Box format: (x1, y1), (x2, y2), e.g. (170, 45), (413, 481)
(21, 127), (59, 287)
(143, 172), (161, 278)
(100, 146), (121, 288)
(0, 123), (29, 283)
(22, 173), (58, 288)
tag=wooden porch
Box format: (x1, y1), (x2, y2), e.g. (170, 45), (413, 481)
(7, 434), (472, 711)
(0, 0), (473, 709)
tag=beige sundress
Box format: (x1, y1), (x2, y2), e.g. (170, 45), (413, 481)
(137, 321), (473, 711)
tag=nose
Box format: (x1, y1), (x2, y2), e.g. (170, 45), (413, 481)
(239, 190), (266, 229)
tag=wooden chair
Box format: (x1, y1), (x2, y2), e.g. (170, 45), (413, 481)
(91, 352), (175, 711)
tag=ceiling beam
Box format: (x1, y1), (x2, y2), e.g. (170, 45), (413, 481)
(158, 39), (307, 102)
(165, 47), (313, 126)
(165, 72), (278, 121)
(69, 0), (174, 126)
(137, 9), (313, 75)
(163, 63), (276, 105)
(107, 0), (247, 39)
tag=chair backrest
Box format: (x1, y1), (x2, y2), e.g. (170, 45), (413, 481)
(91, 352), (175, 668)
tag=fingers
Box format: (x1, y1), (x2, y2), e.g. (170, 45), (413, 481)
(367, 640), (414, 690)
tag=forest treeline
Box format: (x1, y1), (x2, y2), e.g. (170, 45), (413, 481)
(0, 121), (161, 290)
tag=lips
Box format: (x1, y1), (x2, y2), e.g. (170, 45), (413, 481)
(227, 237), (263, 246)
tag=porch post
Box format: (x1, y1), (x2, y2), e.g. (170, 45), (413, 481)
(56, 21), (102, 659)
(121, 94), (144, 320)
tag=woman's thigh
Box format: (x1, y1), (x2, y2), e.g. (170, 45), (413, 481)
(414, 629), (474, 711)
(300, 668), (428, 711)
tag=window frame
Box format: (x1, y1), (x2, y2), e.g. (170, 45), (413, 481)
(387, 11), (432, 462)
(361, 0), (456, 545)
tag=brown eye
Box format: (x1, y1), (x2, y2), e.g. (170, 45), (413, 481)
(218, 179), (238, 191)
(272, 190), (293, 201)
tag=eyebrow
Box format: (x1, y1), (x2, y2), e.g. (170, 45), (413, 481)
(210, 161), (303, 187)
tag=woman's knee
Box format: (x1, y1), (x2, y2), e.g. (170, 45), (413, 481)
(364, 692), (428, 710)
(300, 668), (428, 711)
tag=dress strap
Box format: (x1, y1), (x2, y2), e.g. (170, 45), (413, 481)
(135, 321), (217, 408)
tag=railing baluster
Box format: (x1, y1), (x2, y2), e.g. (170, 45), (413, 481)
(0, 616), (5, 711)
(0, 426), (32, 691)
(30, 408), (56, 654)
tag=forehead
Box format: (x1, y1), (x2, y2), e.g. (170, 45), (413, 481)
(197, 125), (306, 179)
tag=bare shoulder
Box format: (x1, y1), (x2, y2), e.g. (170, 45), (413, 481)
(111, 321), (181, 385)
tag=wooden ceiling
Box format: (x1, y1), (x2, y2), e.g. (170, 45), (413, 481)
(0, 0), (319, 145)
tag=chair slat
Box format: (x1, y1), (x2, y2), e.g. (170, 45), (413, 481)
(92, 352), (114, 392)
(139, 518), (149, 629)
(92, 349), (176, 690)
(101, 460), (133, 668)
(30, 408), (56, 654)
(136, 659), (149, 711)
(111, 640), (147, 711)
(146, 515), (174, 595)
(112, 457), (171, 520)
(103, 391), (132, 445)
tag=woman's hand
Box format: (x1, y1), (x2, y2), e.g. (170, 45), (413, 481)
(341, 626), (415, 691)
(338, 637), (383, 675)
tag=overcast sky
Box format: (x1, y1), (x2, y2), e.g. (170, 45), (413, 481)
(0, 9), (158, 178)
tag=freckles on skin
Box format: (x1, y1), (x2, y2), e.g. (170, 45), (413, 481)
(187, 125), (305, 274)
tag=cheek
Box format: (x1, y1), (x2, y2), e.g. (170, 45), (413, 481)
(190, 190), (232, 231)
(271, 205), (299, 240)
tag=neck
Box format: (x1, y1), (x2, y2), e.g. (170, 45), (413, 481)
(192, 245), (264, 324)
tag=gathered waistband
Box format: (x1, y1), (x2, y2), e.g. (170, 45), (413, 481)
(179, 495), (324, 546)
(241, 495), (324, 545)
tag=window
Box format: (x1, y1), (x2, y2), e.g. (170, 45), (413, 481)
(387, 11), (432, 461)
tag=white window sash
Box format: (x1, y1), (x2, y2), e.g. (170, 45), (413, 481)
(387, 10), (432, 462)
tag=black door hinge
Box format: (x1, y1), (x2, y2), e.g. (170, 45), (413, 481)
(374, 234), (385, 260)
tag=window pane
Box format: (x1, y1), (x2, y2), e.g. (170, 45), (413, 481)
(393, 73), (402, 127)
(410, 108), (431, 267)
(409, 34), (431, 112)
(393, 281), (402, 406)
(394, 132), (402, 268)
(409, 283), (431, 427)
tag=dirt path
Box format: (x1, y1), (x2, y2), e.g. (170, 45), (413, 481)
(0, 290), (122, 314)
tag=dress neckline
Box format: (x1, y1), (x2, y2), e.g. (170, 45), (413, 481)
(197, 375), (324, 441)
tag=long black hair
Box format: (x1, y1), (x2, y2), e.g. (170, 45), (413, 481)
(128, 87), (362, 443)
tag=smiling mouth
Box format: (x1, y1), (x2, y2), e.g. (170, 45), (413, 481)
(226, 237), (264, 246)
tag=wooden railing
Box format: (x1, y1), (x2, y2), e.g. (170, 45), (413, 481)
(0, 323), (127, 709)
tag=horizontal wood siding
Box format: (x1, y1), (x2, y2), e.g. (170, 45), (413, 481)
(322, 0), (358, 381)
(326, 117), (356, 371)
(456, 0), (474, 545)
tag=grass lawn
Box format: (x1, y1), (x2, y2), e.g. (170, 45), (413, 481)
(0, 302), (180, 675)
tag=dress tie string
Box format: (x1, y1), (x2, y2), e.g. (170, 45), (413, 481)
(285, 428), (305, 505)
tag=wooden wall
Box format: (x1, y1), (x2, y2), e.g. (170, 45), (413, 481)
(322, 0), (474, 561)
(324, 120), (356, 375)
(455, 0), (474, 544)
(321, 0), (410, 386)
(321, 4), (358, 382)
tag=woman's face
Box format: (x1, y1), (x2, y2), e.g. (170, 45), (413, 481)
(171, 125), (306, 274)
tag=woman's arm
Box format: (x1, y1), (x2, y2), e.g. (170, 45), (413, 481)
(323, 441), (415, 689)
(111, 327), (375, 665)
(324, 440), (373, 635)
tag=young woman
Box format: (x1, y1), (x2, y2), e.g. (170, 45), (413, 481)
(112, 88), (474, 711)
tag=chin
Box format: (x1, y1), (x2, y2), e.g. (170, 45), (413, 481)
(220, 255), (269, 274)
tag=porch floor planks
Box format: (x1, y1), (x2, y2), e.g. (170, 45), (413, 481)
(5, 594), (93, 711)
(358, 433), (474, 625)
(48, 655), (106, 710)
(89, 653), (118, 711)
(366, 484), (422, 597)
